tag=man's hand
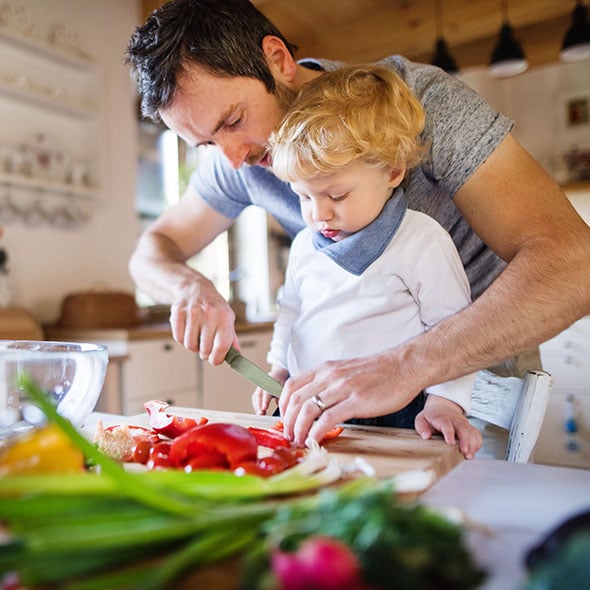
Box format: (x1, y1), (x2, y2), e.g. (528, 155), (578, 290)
(415, 395), (482, 459)
(278, 348), (426, 447)
(169, 275), (237, 365)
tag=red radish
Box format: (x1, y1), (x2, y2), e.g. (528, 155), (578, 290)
(272, 536), (366, 590)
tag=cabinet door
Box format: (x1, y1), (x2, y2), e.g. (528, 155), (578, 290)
(122, 339), (198, 415)
(201, 331), (273, 414)
(535, 389), (590, 469)
(536, 317), (590, 469)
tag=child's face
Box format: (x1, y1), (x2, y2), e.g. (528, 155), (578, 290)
(291, 160), (404, 241)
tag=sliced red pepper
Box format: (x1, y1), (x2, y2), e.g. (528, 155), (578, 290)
(168, 422), (258, 470)
(133, 439), (154, 464)
(144, 400), (208, 439)
(321, 425), (344, 440)
(233, 460), (269, 477)
(272, 420), (344, 442)
(247, 426), (291, 449)
(234, 456), (285, 477)
(185, 447), (229, 471)
(234, 446), (305, 477)
(273, 446), (306, 468)
(147, 441), (173, 469)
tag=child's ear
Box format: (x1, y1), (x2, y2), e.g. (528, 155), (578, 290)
(388, 166), (406, 188)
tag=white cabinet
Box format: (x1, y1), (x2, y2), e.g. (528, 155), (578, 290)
(122, 338), (199, 416)
(199, 329), (273, 414)
(536, 316), (590, 468)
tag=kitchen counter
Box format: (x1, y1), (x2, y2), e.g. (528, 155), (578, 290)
(422, 459), (590, 590)
(83, 409), (590, 589)
(44, 319), (274, 345)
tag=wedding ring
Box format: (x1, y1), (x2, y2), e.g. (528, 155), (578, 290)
(311, 394), (327, 414)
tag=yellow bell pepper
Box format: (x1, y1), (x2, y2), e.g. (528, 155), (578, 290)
(0, 424), (85, 477)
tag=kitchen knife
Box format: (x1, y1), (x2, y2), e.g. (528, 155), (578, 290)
(224, 345), (283, 398)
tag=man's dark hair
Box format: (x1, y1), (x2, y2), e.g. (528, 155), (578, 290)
(125, 0), (297, 123)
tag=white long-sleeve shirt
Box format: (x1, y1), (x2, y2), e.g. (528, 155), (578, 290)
(268, 208), (476, 413)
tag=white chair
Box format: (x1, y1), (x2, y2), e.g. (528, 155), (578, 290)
(467, 369), (554, 463)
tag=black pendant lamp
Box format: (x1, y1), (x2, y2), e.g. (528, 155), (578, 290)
(489, 0), (528, 77)
(561, 1), (590, 62)
(430, 0), (459, 74)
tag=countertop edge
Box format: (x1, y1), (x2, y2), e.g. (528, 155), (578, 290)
(43, 320), (274, 342)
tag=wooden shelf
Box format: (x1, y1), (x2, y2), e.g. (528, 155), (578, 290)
(0, 27), (94, 70)
(0, 81), (97, 119)
(0, 171), (99, 199)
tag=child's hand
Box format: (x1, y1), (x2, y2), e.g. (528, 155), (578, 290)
(415, 395), (483, 459)
(251, 366), (289, 416)
(252, 387), (276, 415)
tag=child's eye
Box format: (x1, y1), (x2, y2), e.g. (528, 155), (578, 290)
(330, 193), (348, 202)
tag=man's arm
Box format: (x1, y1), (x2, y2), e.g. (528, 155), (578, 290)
(129, 184), (236, 364)
(279, 134), (590, 446)
(448, 133), (590, 366)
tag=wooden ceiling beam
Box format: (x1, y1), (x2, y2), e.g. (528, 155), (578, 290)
(141, 0), (582, 69)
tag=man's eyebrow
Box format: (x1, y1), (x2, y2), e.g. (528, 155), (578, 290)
(213, 104), (237, 134)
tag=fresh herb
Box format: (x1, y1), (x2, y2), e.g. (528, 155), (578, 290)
(242, 482), (486, 590)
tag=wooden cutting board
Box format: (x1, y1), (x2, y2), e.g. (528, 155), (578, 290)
(105, 406), (463, 486)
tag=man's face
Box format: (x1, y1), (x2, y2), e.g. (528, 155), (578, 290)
(159, 64), (297, 170)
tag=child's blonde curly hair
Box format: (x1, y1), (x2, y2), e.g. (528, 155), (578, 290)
(269, 64), (427, 182)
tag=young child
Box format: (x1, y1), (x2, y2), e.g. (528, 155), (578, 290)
(252, 64), (482, 458)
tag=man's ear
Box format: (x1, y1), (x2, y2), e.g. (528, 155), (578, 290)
(389, 166), (407, 188)
(262, 35), (298, 83)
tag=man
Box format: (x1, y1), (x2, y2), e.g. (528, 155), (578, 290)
(126, 0), (590, 447)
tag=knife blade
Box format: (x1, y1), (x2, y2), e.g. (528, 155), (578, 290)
(224, 345), (283, 398)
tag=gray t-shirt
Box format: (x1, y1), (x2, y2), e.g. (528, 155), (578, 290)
(190, 56), (513, 300)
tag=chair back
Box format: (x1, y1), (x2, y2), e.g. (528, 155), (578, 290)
(468, 369), (553, 463)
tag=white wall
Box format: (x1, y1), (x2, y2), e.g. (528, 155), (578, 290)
(0, 0), (141, 323)
(458, 60), (590, 179)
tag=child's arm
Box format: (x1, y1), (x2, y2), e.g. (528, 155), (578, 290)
(415, 394), (483, 459)
(252, 365), (289, 415)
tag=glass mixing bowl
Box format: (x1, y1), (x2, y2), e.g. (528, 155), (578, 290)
(0, 340), (108, 439)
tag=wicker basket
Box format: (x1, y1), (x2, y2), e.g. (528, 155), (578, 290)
(57, 290), (142, 329)
(0, 307), (44, 339)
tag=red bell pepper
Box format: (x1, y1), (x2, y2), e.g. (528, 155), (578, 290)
(168, 422), (258, 470)
(247, 426), (291, 449)
(185, 447), (229, 471)
(320, 425), (344, 440)
(147, 441), (173, 469)
(234, 446), (305, 477)
(272, 420), (344, 442)
(144, 400), (208, 439)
